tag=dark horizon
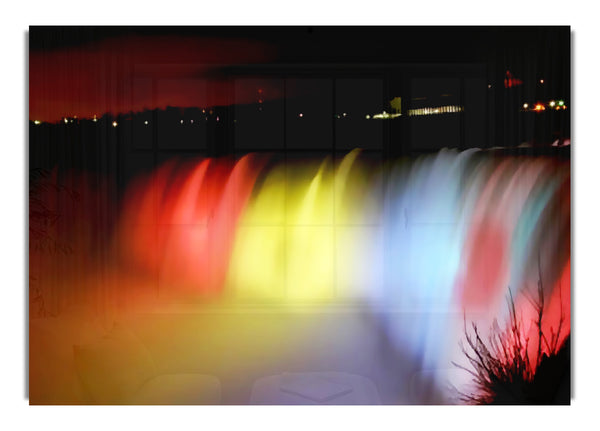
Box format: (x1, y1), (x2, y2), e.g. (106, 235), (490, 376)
(29, 26), (571, 192)
(29, 26), (570, 123)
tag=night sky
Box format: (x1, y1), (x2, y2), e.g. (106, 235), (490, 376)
(29, 26), (570, 123)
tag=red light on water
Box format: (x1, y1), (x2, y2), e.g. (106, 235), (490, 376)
(117, 155), (265, 297)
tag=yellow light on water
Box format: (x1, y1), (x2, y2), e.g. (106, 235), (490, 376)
(226, 150), (380, 303)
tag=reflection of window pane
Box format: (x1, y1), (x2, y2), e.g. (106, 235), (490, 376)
(335, 226), (384, 299)
(286, 79), (333, 150)
(335, 79), (383, 150)
(234, 78), (284, 150)
(157, 224), (208, 299)
(120, 153), (155, 193)
(286, 226), (334, 300)
(410, 78), (460, 105)
(132, 111), (153, 150)
(464, 78), (486, 149)
(156, 79), (207, 150)
(285, 153), (334, 226)
(131, 78), (154, 148)
(133, 77), (153, 108)
(404, 224), (458, 308)
(229, 226), (286, 300)
(334, 151), (383, 225)
(237, 160), (286, 226)
(409, 78), (461, 151)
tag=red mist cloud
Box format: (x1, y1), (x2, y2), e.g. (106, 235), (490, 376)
(29, 35), (278, 123)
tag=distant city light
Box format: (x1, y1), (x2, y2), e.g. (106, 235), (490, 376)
(216, 116), (219, 122)
(540, 79), (544, 84)
(406, 105), (463, 117)
(372, 111), (401, 120)
(33, 120), (41, 125)
(390, 97), (402, 113)
(365, 114), (370, 120)
(112, 121), (118, 127)
(64, 118), (68, 124)
(190, 120), (194, 124)
(488, 84), (492, 89)
(522, 100), (566, 112)
(343, 113), (347, 117)
(298, 113), (303, 118)
(92, 115), (97, 122)
(144, 120), (149, 125)
(180, 120), (184, 124)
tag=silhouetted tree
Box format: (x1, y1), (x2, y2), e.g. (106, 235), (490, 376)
(29, 168), (79, 317)
(453, 268), (569, 404)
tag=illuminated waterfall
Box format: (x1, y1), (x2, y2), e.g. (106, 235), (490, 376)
(35, 147), (570, 401)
